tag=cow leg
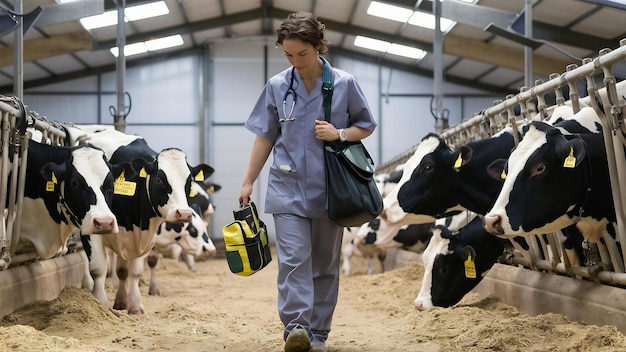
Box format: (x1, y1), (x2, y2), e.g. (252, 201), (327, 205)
(126, 255), (147, 314)
(106, 247), (120, 289)
(341, 241), (353, 276)
(86, 236), (109, 308)
(113, 256), (130, 311)
(80, 251), (94, 291)
(181, 251), (197, 272)
(147, 250), (161, 296)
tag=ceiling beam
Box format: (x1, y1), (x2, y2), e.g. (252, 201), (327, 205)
(0, 31), (91, 67)
(444, 35), (571, 77)
(331, 47), (511, 94)
(384, 0), (618, 51)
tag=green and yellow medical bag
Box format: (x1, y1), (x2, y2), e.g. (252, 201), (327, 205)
(222, 201), (272, 276)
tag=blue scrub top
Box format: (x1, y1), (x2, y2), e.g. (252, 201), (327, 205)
(245, 64), (377, 218)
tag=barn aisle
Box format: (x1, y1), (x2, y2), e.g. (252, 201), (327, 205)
(1, 250), (625, 352)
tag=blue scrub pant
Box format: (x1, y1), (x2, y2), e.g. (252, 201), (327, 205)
(274, 213), (343, 345)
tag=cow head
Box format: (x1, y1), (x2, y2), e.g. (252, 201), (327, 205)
(131, 148), (214, 223)
(384, 134), (465, 225)
(41, 144), (126, 235)
(156, 205), (216, 257)
(415, 218), (504, 310)
(484, 122), (591, 237)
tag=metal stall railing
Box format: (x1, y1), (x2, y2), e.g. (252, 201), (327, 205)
(377, 38), (626, 289)
(0, 95), (68, 270)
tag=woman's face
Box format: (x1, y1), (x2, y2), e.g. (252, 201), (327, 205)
(282, 39), (319, 76)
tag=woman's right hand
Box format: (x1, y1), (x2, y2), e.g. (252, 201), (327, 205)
(239, 183), (253, 207)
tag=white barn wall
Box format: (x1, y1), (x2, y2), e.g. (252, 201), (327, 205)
(23, 39), (506, 243)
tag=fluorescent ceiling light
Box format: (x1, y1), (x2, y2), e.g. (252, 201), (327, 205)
(110, 35), (184, 57)
(368, 1), (459, 32)
(79, 1), (169, 30)
(145, 34), (184, 51)
(354, 36), (390, 52)
(387, 43), (427, 60)
(110, 42), (147, 57)
(366, 1), (413, 22)
(125, 1), (169, 21)
(408, 11), (456, 32)
(354, 35), (426, 60)
(80, 10), (120, 30)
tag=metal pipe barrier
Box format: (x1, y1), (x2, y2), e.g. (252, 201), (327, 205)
(0, 96), (68, 269)
(378, 39), (626, 289)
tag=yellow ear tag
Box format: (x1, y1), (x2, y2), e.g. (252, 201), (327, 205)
(464, 254), (477, 279)
(46, 172), (58, 192)
(500, 170), (507, 179)
(189, 188), (197, 198)
(139, 167), (147, 178)
(454, 153), (463, 168)
(563, 147), (576, 168)
(195, 170), (204, 182)
(114, 170), (137, 196)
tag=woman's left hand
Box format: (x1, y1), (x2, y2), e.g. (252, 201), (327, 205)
(314, 120), (339, 141)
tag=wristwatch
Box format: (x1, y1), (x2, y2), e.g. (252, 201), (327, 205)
(338, 128), (348, 142)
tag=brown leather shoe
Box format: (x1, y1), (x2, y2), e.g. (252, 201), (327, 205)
(309, 344), (327, 352)
(284, 328), (310, 352)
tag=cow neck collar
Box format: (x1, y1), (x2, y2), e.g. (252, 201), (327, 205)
(59, 189), (80, 227)
(576, 137), (592, 219)
(144, 173), (162, 217)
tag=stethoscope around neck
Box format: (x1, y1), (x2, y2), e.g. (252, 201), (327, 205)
(281, 67), (297, 122)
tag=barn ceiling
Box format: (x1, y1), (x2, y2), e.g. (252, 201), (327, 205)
(0, 0), (625, 95)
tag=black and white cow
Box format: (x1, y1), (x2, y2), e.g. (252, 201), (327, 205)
(78, 128), (213, 314)
(484, 118), (614, 243)
(151, 181), (219, 273)
(383, 127), (518, 226)
(414, 216), (506, 310)
(16, 140), (128, 260)
(414, 215), (586, 310)
(147, 204), (216, 296)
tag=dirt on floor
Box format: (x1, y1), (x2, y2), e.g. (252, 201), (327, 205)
(1, 249), (626, 352)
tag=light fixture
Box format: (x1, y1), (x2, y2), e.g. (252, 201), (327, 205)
(79, 1), (169, 30)
(110, 42), (147, 57)
(354, 35), (426, 60)
(144, 34), (184, 51)
(366, 1), (413, 22)
(110, 35), (184, 57)
(407, 11), (456, 32)
(367, 1), (460, 32)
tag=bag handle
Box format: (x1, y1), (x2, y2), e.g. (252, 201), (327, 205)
(320, 56), (333, 123)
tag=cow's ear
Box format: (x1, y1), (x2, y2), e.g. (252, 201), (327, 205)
(40, 162), (67, 184)
(191, 164), (214, 182)
(486, 159), (507, 181)
(436, 224), (454, 239)
(203, 182), (222, 193)
(110, 161), (137, 180)
(559, 138), (586, 169)
(450, 145), (473, 171)
(132, 157), (156, 176)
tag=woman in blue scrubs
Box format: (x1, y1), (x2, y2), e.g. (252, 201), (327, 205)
(239, 11), (377, 352)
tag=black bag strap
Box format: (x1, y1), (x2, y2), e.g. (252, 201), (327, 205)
(320, 56), (333, 123)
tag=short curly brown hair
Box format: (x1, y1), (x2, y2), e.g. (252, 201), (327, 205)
(275, 12), (330, 54)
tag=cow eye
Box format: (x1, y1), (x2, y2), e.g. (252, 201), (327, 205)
(419, 163), (433, 173)
(530, 163), (546, 177)
(70, 178), (79, 187)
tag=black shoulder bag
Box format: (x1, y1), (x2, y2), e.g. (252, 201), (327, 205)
(321, 57), (383, 227)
